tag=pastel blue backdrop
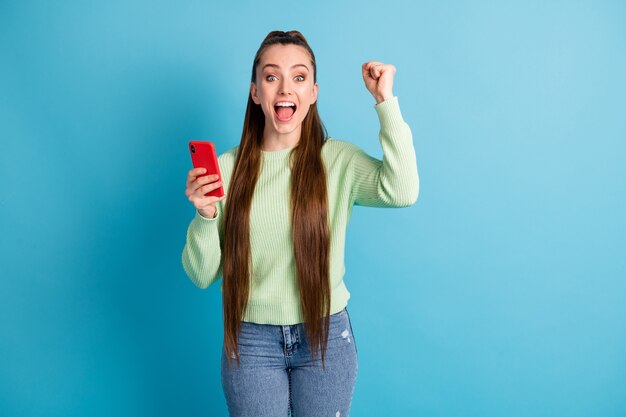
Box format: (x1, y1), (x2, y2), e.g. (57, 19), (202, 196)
(1, 1), (625, 416)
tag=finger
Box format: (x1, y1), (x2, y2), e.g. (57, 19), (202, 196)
(197, 174), (220, 186)
(362, 61), (382, 78)
(192, 182), (221, 199)
(363, 61), (383, 70)
(199, 193), (227, 205)
(193, 180), (223, 198)
(187, 177), (216, 197)
(195, 194), (227, 209)
(362, 62), (371, 78)
(187, 174), (219, 194)
(188, 167), (206, 180)
(370, 63), (384, 78)
(190, 188), (224, 207)
(186, 167), (207, 187)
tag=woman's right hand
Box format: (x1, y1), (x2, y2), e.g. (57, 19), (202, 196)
(185, 168), (227, 219)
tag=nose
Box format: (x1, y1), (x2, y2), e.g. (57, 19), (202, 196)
(278, 79), (293, 95)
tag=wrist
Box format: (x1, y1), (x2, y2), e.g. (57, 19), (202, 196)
(375, 92), (393, 104)
(198, 207), (217, 219)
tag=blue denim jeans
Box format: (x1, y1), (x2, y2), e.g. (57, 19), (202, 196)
(221, 307), (358, 417)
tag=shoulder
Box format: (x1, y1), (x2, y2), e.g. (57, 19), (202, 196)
(218, 145), (239, 167)
(323, 138), (364, 161)
(322, 138), (369, 176)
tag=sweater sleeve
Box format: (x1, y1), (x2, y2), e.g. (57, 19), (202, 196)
(181, 204), (224, 289)
(349, 96), (419, 207)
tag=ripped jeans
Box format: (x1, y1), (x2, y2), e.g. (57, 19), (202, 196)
(221, 307), (358, 417)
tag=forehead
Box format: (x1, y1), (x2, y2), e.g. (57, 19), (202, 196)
(258, 44), (312, 70)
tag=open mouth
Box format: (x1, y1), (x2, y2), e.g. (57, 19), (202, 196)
(274, 102), (297, 122)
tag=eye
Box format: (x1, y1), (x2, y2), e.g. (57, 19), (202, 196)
(266, 75), (278, 81)
(295, 75), (305, 81)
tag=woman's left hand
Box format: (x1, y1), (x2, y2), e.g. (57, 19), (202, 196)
(362, 61), (396, 104)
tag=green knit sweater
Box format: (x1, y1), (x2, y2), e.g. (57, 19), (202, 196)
(181, 97), (419, 325)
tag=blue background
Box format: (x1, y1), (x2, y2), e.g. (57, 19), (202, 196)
(2, 1), (625, 416)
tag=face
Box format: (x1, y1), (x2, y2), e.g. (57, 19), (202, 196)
(250, 44), (318, 138)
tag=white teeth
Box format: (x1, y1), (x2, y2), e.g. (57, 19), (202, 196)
(275, 102), (296, 107)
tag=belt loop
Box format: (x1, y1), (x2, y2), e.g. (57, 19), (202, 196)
(294, 324), (300, 344)
(282, 325), (290, 347)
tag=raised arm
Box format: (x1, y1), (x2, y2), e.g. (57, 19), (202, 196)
(350, 62), (419, 207)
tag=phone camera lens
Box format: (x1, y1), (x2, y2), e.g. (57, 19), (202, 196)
(191, 145), (196, 154)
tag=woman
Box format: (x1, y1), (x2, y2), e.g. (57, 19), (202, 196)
(182, 30), (418, 417)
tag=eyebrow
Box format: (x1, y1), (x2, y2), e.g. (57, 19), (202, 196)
(262, 63), (310, 71)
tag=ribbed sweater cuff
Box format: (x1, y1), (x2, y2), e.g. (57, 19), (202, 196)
(190, 210), (219, 235)
(195, 209), (219, 222)
(374, 96), (405, 131)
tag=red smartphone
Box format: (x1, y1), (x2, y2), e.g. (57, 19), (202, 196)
(188, 141), (225, 197)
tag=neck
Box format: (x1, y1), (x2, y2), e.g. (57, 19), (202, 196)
(261, 124), (301, 151)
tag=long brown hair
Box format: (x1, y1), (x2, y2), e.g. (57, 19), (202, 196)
(222, 30), (331, 368)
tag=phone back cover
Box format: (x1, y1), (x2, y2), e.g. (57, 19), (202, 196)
(189, 141), (225, 197)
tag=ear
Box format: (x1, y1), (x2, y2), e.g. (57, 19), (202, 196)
(250, 82), (260, 105)
(311, 82), (319, 105)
